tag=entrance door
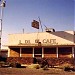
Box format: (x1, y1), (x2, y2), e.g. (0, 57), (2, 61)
(34, 48), (42, 58)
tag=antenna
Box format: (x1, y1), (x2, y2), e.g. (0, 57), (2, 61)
(23, 28), (24, 33)
(38, 17), (43, 32)
(44, 25), (48, 29)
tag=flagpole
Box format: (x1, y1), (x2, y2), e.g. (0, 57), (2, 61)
(38, 17), (43, 32)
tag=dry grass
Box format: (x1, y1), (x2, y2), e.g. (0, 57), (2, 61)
(0, 68), (75, 75)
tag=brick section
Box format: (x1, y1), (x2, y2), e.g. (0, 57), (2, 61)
(44, 54), (57, 58)
(59, 54), (72, 58)
(21, 54), (32, 57)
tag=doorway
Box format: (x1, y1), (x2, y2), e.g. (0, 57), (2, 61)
(34, 48), (42, 58)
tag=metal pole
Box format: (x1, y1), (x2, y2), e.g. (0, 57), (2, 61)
(1, 5), (3, 35)
(1, 0), (6, 35)
(38, 17), (43, 32)
(0, 0), (6, 53)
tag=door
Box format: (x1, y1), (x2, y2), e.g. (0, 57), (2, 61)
(34, 48), (42, 58)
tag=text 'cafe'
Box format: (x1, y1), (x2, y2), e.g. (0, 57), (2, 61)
(24, 39), (57, 44)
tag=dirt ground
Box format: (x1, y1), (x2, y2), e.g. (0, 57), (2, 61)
(0, 68), (75, 75)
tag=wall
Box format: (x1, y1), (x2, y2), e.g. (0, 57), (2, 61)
(58, 47), (72, 58)
(0, 50), (8, 58)
(10, 48), (20, 57)
(44, 48), (57, 58)
(21, 48), (33, 57)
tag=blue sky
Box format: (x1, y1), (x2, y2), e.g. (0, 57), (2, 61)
(0, 0), (74, 45)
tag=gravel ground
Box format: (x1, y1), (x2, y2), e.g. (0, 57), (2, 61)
(0, 68), (75, 75)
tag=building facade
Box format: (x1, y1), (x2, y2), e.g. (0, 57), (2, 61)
(7, 31), (75, 65)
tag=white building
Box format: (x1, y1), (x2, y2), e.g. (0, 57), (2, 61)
(7, 30), (75, 64)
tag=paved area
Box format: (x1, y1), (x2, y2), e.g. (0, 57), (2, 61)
(0, 68), (75, 75)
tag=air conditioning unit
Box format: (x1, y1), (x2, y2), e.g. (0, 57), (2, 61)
(45, 28), (55, 32)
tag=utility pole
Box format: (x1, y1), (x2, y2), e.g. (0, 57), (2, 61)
(0, 0), (6, 35)
(0, 0), (6, 54)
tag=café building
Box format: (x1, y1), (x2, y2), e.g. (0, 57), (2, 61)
(7, 30), (75, 65)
